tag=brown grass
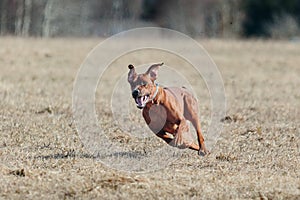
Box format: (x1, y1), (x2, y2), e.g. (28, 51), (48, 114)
(0, 37), (299, 199)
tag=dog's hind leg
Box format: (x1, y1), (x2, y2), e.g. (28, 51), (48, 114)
(188, 142), (200, 151)
(156, 130), (174, 144)
(183, 95), (209, 156)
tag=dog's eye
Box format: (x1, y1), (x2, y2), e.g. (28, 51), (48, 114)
(141, 82), (148, 86)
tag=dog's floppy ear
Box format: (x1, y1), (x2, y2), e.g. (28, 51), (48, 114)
(146, 62), (164, 82)
(128, 64), (137, 83)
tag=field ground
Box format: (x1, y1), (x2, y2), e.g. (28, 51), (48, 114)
(0, 37), (299, 199)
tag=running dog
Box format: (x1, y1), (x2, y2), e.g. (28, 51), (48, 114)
(127, 63), (209, 156)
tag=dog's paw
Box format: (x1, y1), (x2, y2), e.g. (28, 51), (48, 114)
(198, 149), (210, 156)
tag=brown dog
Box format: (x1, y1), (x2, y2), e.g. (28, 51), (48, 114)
(127, 63), (209, 156)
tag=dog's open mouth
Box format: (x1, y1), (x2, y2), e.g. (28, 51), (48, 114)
(135, 95), (149, 109)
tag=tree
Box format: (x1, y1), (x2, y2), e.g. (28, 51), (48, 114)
(42, 0), (54, 37)
(22, 0), (32, 36)
(0, 0), (8, 35)
(242, 0), (300, 37)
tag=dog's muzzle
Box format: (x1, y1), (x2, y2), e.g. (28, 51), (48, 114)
(132, 89), (149, 109)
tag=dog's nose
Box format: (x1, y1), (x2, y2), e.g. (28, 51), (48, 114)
(132, 90), (139, 98)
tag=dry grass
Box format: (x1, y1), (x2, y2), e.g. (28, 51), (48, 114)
(0, 37), (299, 199)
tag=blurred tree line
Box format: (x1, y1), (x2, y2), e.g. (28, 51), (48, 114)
(242, 0), (300, 38)
(0, 0), (299, 38)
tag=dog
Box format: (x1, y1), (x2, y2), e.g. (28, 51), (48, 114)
(127, 63), (209, 156)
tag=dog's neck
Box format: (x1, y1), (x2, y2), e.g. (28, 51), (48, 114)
(149, 83), (159, 102)
(145, 84), (165, 107)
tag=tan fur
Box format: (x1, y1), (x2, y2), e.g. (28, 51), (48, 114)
(128, 63), (209, 156)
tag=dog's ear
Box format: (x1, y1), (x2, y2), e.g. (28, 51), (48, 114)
(128, 64), (137, 83)
(146, 62), (164, 82)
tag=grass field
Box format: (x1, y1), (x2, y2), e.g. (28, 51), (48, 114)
(0, 37), (299, 199)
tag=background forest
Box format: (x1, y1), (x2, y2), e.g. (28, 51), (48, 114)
(0, 0), (300, 38)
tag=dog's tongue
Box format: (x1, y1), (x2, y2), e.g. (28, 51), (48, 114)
(136, 97), (143, 106)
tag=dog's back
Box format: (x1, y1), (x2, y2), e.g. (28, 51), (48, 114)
(163, 86), (195, 113)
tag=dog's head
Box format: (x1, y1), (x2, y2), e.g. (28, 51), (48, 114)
(127, 63), (163, 109)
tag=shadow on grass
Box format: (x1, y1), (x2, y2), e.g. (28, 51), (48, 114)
(32, 150), (147, 160)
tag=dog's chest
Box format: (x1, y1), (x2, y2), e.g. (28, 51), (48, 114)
(143, 104), (178, 134)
